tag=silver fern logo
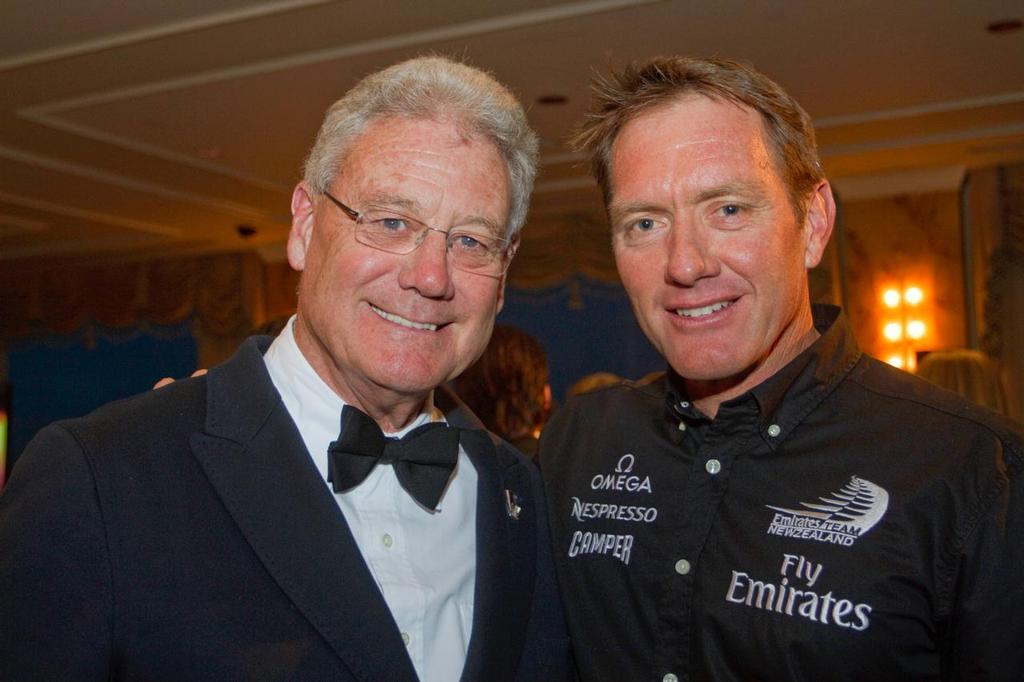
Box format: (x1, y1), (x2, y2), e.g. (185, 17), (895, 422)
(765, 476), (889, 547)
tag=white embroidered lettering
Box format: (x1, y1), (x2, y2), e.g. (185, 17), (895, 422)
(569, 497), (658, 523)
(615, 453), (635, 473)
(589, 474), (653, 493)
(566, 530), (634, 565)
(725, 556), (874, 632)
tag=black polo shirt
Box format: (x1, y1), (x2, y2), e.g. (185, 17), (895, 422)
(540, 305), (1024, 681)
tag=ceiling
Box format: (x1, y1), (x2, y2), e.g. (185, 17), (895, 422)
(1, 0), (1022, 268)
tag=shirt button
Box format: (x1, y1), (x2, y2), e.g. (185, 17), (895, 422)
(767, 424), (782, 437)
(677, 421), (687, 431)
(382, 533), (393, 548)
(705, 458), (721, 475)
(674, 558), (691, 575)
(664, 674), (679, 682)
(401, 631), (410, 646)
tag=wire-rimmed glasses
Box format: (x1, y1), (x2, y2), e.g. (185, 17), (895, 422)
(321, 190), (516, 278)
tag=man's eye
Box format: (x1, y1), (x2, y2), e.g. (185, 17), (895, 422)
(625, 216), (667, 235)
(720, 204), (741, 217)
(377, 217), (408, 231)
(452, 233), (488, 251)
(616, 215), (667, 245)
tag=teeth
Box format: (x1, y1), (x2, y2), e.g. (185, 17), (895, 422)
(370, 304), (438, 331)
(676, 300), (731, 318)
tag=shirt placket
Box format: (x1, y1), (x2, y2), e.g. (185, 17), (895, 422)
(361, 472), (425, 668)
(654, 403), (758, 682)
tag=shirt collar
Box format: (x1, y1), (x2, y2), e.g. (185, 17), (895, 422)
(748, 304), (861, 439)
(664, 305), (862, 449)
(264, 315), (439, 439)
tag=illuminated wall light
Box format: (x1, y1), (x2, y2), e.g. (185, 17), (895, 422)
(906, 320), (926, 340)
(878, 282), (928, 373)
(883, 322), (904, 341)
(882, 289), (901, 308)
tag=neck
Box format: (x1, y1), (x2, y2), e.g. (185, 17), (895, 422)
(292, 316), (430, 433)
(686, 311), (820, 420)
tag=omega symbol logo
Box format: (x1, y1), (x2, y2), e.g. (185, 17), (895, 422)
(615, 454), (635, 473)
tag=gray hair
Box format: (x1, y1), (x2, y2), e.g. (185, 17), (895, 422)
(304, 56), (538, 238)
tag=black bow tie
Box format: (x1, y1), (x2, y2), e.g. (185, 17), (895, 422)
(327, 404), (461, 510)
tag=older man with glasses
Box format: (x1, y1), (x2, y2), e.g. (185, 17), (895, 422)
(0, 57), (570, 682)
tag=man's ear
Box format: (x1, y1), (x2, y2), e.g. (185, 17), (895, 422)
(287, 182), (317, 271)
(496, 280), (506, 314)
(803, 180), (836, 269)
(495, 234), (520, 314)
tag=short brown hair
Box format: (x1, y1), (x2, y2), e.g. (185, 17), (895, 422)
(572, 56), (824, 218)
(452, 325), (549, 441)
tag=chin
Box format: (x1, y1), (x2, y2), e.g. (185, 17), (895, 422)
(666, 352), (750, 384)
(372, 362), (451, 395)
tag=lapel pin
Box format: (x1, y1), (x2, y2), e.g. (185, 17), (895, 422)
(504, 490), (522, 520)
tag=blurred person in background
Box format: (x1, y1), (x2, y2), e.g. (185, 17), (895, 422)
(453, 324), (551, 459)
(916, 348), (1009, 414)
(567, 371), (623, 398)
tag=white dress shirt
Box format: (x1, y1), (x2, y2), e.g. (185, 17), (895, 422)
(263, 317), (478, 682)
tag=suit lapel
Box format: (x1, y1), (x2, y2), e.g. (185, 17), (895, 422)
(442, 394), (536, 682)
(190, 339), (418, 682)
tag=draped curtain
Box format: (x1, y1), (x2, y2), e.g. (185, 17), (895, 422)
(499, 275), (663, 401)
(506, 209), (620, 288)
(0, 252), (267, 366)
(981, 165), (1024, 422)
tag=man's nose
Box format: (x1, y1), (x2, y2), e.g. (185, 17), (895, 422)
(398, 228), (454, 299)
(665, 222), (717, 286)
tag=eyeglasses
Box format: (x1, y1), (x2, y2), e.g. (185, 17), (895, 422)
(321, 190), (516, 277)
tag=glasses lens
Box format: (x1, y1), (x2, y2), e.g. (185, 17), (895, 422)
(353, 209), (425, 254)
(448, 230), (508, 275)
(352, 207), (510, 276)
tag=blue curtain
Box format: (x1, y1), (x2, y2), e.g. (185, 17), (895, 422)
(498, 275), (663, 402)
(6, 282), (659, 468)
(7, 320), (197, 471)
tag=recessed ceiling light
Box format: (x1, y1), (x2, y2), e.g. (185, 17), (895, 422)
(986, 18), (1022, 34)
(196, 146), (222, 160)
(537, 94), (568, 106)
(0, 213), (48, 235)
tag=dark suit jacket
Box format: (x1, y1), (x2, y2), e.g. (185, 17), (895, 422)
(0, 338), (570, 681)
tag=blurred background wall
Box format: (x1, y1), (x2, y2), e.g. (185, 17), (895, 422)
(2, 0), (1023, 478)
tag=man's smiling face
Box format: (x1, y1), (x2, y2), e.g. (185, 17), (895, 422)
(287, 115), (511, 412)
(608, 95), (831, 399)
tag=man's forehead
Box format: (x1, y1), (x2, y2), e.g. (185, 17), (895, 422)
(608, 97), (775, 198)
(332, 116), (511, 230)
(347, 114), (488, 155)
(343, 123), (464, 175)
(615, 95), (768, 160)
(348, 115), (502, 168)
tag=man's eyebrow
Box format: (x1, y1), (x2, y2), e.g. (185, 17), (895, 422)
(608, 201), (668, 222)
(362, 192), (420, 212)
(692, 182), (766, 204)
(460, 214), (504, 235)
(363, 192), (503, 235)
(609, 182), (768, 219)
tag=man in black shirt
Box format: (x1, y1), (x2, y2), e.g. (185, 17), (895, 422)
(540, 57), (1023, 681)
